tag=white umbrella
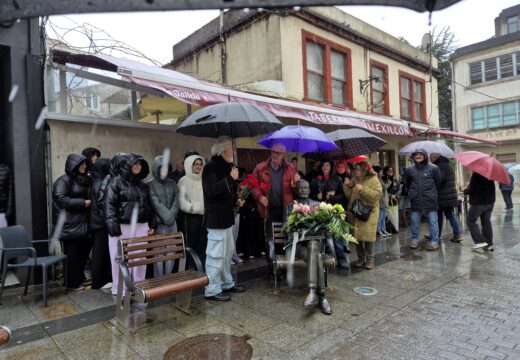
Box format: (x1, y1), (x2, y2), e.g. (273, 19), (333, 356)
(508, 164), (520, 174)
(399, 140), (455, 158)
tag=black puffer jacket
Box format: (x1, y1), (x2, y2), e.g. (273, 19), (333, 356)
(464, 172), (496, 205)
(403, 149), (441, 212)
(89, 157), (111, 231)
(98, 153), (128, 207)
(104, 153), (153, 237)
(202, 155), (236, 229)
(0, 164), (13, 217)
(433, 156), (458, 208)
(52, 154), (91, 241)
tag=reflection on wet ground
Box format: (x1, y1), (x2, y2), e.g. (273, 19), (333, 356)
(1, 204), (520, 359)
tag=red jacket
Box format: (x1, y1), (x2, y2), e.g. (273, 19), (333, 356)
(252, 158), (297, 219)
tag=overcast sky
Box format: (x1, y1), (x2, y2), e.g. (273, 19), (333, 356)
(47, 0), (519, 66)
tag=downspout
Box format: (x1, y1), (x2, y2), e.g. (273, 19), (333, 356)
(451, 61), (465, 192)
(219, 10), (227, 85)
(45, 127), (53, 238)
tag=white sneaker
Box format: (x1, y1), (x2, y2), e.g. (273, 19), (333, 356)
(101, 282), (113, 289)
(486, 245), (495, 252)
(472, 243), (488, 250)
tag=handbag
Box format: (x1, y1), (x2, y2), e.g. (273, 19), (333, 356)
(350, 198), (373, 222)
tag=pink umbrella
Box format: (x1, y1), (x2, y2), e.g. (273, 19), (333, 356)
(453, 151), (511, 184)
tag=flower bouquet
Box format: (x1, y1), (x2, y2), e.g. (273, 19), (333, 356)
(283, 202), (357, 245)
(238, 174), (270, 200)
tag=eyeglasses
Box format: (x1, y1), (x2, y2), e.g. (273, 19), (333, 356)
(271, 151), (284, 157)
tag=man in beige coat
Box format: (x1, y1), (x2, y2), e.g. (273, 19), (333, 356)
(343, 160), (382, 270)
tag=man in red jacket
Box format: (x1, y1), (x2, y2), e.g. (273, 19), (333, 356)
(252, 143), (300, 273)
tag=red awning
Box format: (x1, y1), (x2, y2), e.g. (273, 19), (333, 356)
(425, 128), (499, 146)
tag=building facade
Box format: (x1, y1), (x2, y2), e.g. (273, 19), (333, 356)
(452, 4), (520, 174)
(167, 7), (441, 171)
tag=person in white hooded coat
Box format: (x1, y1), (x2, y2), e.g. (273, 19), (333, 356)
(177, 155), (207, 265)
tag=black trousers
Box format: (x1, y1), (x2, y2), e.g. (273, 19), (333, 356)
(91, 229), (111, 289)
(62, 237), (92, 288)
(178, 212), (207, 266)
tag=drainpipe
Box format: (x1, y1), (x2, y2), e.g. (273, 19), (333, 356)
(45, 128), (53, 238)
(219, 9), (227, 85)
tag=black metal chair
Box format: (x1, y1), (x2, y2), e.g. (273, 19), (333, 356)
(0, 225), (67, 307)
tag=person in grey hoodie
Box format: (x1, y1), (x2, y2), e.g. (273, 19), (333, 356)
(148, 155), (179, 276)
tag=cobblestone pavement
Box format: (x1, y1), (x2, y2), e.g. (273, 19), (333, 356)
(1, 204), (519, 359)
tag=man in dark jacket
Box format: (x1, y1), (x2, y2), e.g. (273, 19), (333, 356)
(498, 174), (514, 210)
(430, 154), (463, 242)
(0, 163), (13, 228)
(403, 149), (441, 251)
(202, 136), (245, 301)
(52, 154), (92, 290)
(463, 172), (496, 250)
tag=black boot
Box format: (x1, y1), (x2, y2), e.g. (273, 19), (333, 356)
(304, 288), (319, 308)
(319, 295), (332, 315)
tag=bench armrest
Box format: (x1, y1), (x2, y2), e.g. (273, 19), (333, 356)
(115, 257), (136, 291)
(32, 239), (51, 244)
(185, 247), (204, 272)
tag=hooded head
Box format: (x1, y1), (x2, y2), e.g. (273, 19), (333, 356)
(120, 153), (149, 182)
(411, 149), (429, 165)
(65, 154), (89, 186)
(109, 153), (128, 177)
(90, 157), (111, 180)
(184, 154), (205, 180)
(65, 154), (88, 177)
(151, 155), (173, 182)
(81, 147), (101, 167)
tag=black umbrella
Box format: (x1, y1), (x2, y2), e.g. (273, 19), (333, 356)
(176, 103), (284, 138)
(303, 128), (387, 160)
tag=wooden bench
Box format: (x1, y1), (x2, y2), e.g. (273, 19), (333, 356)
(271, 222), (336, 288)
(113, 233), (208, 334)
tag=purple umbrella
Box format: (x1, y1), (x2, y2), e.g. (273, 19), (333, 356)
(257, 125), (338, 153)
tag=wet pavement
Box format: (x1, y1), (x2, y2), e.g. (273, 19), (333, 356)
(1, 200), (519, 359)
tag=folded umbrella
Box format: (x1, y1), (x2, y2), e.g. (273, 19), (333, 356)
(453, 151), (511, 184)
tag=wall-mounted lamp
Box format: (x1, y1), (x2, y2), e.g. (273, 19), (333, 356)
(359, 76), (381, 95)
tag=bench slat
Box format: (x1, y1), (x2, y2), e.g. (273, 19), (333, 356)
(126, 253), (184, 267)
(124, 246), (184, 260)
(124, 240), (183, 252)
(121, 234), (183, 246)
(133, 270), (209, 302)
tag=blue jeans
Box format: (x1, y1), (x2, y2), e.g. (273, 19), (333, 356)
(411, 210), (439, 245)
(437, 207), (461, 238)
(377, 208), (387, 233)
(501, 191), (513, 209)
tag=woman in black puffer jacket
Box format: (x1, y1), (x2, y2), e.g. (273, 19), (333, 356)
(52, 154), (92, 290)
(89, 157), (111, 289)
(104, 153), (154, 296)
